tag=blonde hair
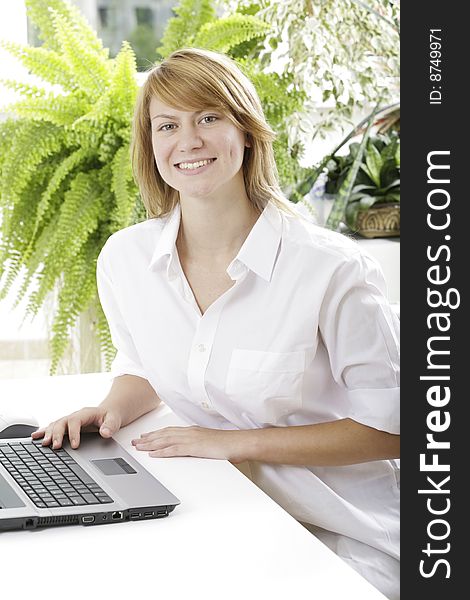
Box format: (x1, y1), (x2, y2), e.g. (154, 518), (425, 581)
(131, 47), (293, 218)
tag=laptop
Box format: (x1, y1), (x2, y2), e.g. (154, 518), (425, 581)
(0, 432), (180, 531)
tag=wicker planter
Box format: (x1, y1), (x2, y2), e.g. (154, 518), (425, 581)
(355, 203), (400, 238)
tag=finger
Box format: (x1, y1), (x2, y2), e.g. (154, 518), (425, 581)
(140, 427), (184, 438)
(67, 415), (83, 449)
(133, 435), (175, 451)
(132, 433), (165, 447)
(99, 412), (120, 438)
(50, 421), (69, 449)
(37, 426), (55, 446)
(31, 428), (46, 439)
(138, 429), (166, 439)
(149, 444), (183, 458)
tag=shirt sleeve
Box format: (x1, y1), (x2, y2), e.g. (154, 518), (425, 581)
(96, 243), (148, 380)
(319, 250), (400, 434)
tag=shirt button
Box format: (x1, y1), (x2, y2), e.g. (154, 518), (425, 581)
(196, 344), (206, 353)
(201, 401), (210, 409)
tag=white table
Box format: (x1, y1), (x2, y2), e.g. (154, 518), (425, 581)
(0, 373), (386, 599)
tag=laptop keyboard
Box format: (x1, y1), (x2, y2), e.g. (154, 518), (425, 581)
(0, 440), (113, 508)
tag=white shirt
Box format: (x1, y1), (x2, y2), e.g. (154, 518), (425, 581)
(97, 202), (400, 559)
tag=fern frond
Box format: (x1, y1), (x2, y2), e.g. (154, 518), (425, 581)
(109, 42), (139, 121)
(71, 43), (137, 130)
(51, 10), (111, 99)
(13, 212), (61, 308)
(27, 171), (104, 316)
(111, 145), (138, 229)
(4, 92), (91, 126)
(95, 301), (115, 371)
(157, 0), (216, 57)
(49, 237), (98, 373)
(0, 41), (77, 90)
(25, 0), (106, 57)
(0, 164), (56, 299)
(247, 69), (305, 124)
(23, 147), (91, 260)
(194, 15), (271, 53)
(0, 121), (64, 204)
(0, 250), (23, 302)
(0, 79), (48, 99)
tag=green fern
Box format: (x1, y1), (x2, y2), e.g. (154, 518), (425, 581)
(111, 145), (139, 229)
(0, 41), (78, 89)
(25, 0), (106, 56)
(157, 0), (216, 57)
(50, 237), (100, 374)
(0, 0), (141, 373)
(193, 15), (271, 53)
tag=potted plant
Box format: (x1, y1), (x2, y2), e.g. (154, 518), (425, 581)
(289, 102), (400, 236)
(324, 130), (400, 237)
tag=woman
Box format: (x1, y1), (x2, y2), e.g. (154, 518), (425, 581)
(33, 48), (400, 599)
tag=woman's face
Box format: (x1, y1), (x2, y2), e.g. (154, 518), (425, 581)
(149, 97), (249, 203)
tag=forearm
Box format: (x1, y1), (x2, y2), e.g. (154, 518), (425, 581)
(99, 374), (161, 427)
(232, 418), (400, 466)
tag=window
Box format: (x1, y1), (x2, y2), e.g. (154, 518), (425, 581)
(135, 7), (153, 27)
(98, 7), (110, 29)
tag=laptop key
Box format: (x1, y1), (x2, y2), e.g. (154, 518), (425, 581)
(71, 496), (86, 505)
(81, 493), (99, 504)
(96, 494), (113, 503)
(58, 498), (74, 506)
(67, 464), (96, 485)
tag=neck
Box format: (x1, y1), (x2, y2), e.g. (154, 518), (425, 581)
(177, 194), (260, 263)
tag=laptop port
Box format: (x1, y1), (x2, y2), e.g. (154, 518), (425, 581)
(143, 511), (154, 518)
(112, 511), (123, 520)
(130, 512), (141, 519)
(82, 515), (95, 524)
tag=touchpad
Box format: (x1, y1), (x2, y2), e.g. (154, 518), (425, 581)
(92, 458), (137, 476)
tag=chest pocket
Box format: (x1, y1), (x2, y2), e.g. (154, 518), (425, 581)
(225, 349), (305, 425)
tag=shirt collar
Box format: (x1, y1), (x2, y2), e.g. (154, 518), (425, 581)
(148, 204), (181, 275)
(148, 201), (283, 282)
(227, 202), (282, 282)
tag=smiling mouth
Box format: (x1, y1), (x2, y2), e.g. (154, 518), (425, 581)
(175, 158), (216, 171)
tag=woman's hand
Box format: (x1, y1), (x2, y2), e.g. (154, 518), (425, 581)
(31, 407), (122, 450)
(131, 426), (247, 463)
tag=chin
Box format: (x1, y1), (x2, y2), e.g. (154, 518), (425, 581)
(179, 185), (217, 199)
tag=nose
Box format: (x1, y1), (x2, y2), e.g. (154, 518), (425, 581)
(178, 124), (203, 153)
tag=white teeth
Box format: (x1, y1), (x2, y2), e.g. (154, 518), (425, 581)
(177, 159), (213, 170)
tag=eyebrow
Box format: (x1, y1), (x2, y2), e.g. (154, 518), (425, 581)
(151, 114), (178, 121)
(150, 109), (215, 121)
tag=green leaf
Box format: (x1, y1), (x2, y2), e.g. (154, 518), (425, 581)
(379, 158), (399, 188)
(51, 10), (111, 99)
(0, 41), (77, 90)
(384, 191), (400, 202)
(194, 15), (271, 53)
(325, 108), (377, 231)
(111, 145), (139, 229)
(359, 195), (379, 210)
(25, 0), (105, 56)
(363, 141), (382, 186)
(157, 0), (216, 57)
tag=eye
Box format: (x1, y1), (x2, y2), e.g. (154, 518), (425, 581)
(200, 115), (218, 124)
(158, 123), (176, 132)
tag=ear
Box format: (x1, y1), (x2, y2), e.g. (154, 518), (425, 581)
(245, 134), (251, 148)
